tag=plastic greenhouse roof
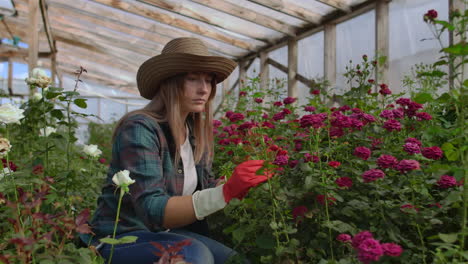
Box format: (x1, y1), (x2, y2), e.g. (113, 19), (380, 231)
(1, 0), (382, 96)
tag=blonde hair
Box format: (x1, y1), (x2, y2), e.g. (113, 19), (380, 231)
(112, 73), (215, 165)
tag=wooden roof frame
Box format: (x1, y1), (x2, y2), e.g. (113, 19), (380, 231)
(0, 0), (403, 100)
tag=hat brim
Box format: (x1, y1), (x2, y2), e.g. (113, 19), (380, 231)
(137, 53), (237, 100)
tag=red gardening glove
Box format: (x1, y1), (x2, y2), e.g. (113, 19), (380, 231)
(222, 160), (270, 203)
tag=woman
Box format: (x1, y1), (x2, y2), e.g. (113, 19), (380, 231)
(82, 38), (270, 264)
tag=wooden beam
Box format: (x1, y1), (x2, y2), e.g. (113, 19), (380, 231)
(316, 0), (351, 12)
(31, 0), (244, 57)
(375, 0), (389, 85)
(56, 42), (139, 72)
(192, 0), (298, 36)
(39, 0), (56, 53)
(50, 19), (161, 57)
(324, 23), (336, 94)
(241, 1), (379, 63)
(55, 52), (136, 84)
(28, 0), (40, 79)
(4, 16), (148, 68)
(43, 59), (133, 89)
(249, 0), (321, 23)
(6, 2), (164, 58)
(267, 58), (287, 72)
(267, 58), (316, 88)
(91, 0), (259, 51)
(288, 38), (297, 98)
(140, 0), (272, 42)
(48, 0), (248, 57)
(260, 51), (269, 91)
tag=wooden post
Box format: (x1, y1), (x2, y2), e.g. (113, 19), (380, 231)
(449, 0), (467, 90)
(324, 23), (336, 97)
(260, 51), (269, 92)
(7, 59), (13, 96)
(222, 77), (230, 99)
(28, 0), (40, 81)
(238, 60), (246, 90)
(288, 38), (298, 98)
(375, 0), (389, 87)
(51, 52), (57, 85)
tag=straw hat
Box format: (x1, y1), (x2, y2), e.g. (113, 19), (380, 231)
(136, 37), (237, 100)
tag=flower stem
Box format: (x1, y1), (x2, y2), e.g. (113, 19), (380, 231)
(108, 188), (124, 264)
(416, 223), (427, 264)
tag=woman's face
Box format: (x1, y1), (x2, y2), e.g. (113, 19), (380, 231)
(180, 72), (213, 116)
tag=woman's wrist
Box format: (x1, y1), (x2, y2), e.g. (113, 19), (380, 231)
(192, 184), (227, 220)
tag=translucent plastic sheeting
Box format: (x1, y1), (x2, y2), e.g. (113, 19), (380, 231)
(236, 0), (449, 107)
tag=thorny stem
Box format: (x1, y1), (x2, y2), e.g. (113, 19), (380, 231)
(64, 67), (85, 199)
(41, 87), (49, 172)
(314, 130), (334, 260)
(416, 223), (428, 264)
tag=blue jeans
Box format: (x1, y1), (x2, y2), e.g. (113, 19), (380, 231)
(98, 229), (239, 264)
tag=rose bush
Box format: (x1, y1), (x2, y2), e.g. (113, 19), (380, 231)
(208, 10), (466, 263)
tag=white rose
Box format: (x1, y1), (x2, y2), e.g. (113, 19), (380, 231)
(40, 126), (56, 137)
(0, 138), (11, 157)
(25, 68), (52, 88)
(31, 68), (48, 79)
(31, 92), (43, 102)
(0, 167), (12, 180)
(112, 170), (135, 186)
(0, 103), (25, 124)
(82, 144), (102, 157)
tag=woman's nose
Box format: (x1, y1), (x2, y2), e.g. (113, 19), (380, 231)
(199, 80), (210, 94)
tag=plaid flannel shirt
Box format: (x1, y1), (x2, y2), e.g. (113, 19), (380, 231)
(87, 114), (217, 240)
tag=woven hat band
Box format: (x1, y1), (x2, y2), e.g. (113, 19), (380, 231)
(162, 38), (210, 56)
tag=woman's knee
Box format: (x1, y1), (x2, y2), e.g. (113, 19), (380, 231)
(99, 231), (214, 264)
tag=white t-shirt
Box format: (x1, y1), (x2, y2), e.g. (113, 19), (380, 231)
(180, 131), (197, 195)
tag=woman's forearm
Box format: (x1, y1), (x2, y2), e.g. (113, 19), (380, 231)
(162, 195), (197, 229)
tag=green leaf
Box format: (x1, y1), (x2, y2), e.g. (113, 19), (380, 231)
(444, 190), (462, 205)
(463, 79), (468, 88)
(50, 109), (64, 120)
(74, 98), (87, 109)
(438, 233), (458, 244)
(322, 220), (356, 233)
(413, 92), (433, 104)
(232, 227), (246, 243)
(443, 43), (468, 55)
(433, 60), (447, 66)
(99, 238), (120, 245)
(255, 234), (275, 249)
(46, 92), (61, 99)
(441, 142), (459, 161)
(116, 235), (137, 244)
(434, 20), (455, 31)
(63, 91), (80, 97)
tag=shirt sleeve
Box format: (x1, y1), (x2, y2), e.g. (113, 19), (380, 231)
(114, 116), (170, 230)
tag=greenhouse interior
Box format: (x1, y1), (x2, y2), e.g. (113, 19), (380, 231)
(0, 0), (466, 263)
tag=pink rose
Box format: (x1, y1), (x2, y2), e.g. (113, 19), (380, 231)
(422, 146), (443, 160)
(436, 175), (457, 189)
(353, 146), (371, 160)
(377, 154), (398, 169)
(336, 234), (352, 243)
(362, 169), (385, 183)
(382, 243), (403, 257)
(335, 177), (353, 188)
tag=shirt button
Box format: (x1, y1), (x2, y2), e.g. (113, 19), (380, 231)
(178, 169), (183, 173)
